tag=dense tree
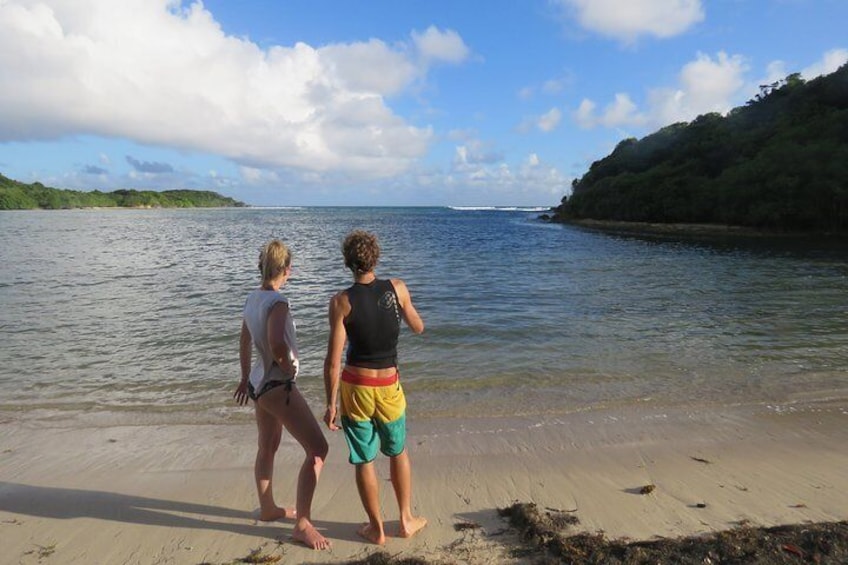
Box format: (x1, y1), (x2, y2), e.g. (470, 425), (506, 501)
(555, 63), (848, 233)
(0, 174), (246, 210)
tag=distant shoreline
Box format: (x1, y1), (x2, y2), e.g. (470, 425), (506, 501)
(548, 216), (847, 238)
(0, 174), (247, 209)
(0, 204), (248, 211)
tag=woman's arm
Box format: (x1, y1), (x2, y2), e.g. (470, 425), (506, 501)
(234, 321), (252, 406)
(267, 302), (297, 375)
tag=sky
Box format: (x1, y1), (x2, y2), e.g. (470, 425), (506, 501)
(0, 1), (846, 207)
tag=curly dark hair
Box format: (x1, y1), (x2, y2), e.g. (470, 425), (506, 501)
(342, 230), (380, 274)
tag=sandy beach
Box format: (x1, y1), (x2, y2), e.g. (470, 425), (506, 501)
(2, 397), (847, 564)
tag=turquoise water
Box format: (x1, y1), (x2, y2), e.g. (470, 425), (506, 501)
(1, 207), (846, 424)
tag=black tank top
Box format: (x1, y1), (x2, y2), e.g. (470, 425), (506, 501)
(344, 278), (400, 369)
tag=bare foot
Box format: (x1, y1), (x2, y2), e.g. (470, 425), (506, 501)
(258, 506), (296, 521)
(398, 515), (427, 539)
(357, 522), (386, 545)
(292, 518), (331, 550)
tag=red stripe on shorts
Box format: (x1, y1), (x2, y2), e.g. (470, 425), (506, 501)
(341, 370), (398, 387)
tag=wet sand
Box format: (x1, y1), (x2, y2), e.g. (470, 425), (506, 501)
(1, 398), (847, 564)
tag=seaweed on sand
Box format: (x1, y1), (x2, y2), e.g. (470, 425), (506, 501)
(233, 503), (848, 565)
(340, 552), (431, 565)
(498, 502), (848, 564)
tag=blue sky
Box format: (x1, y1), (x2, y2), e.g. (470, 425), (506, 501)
(1, 0), (846, 207)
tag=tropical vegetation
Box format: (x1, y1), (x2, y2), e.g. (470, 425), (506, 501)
(0, 174), (246, 209)
(553, 63), (848, 233)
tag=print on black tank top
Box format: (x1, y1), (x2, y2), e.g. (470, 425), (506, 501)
(344, 279), (400, 369)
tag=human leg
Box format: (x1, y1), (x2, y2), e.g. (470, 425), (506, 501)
(258, 384), (330, 550)
(338, 374), (389, 545)
(254, 402), (295, 521)
(355, 461), (386, 545)
(370, 383), (426, 538)
(389, 449), (427, 538)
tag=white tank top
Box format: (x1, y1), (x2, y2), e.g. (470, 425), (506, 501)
(242, 289), (299, 393)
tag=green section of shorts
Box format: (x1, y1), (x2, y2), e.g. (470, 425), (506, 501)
(340, 413), (407, 464)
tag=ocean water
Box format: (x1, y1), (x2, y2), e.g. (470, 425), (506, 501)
(1, 207), (846, 425)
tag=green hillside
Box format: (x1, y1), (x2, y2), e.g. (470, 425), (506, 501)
(553, 63), (848, 233)
(0, 174), (246, 209)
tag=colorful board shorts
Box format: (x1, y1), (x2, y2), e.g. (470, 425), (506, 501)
(340, 370), (407, 465)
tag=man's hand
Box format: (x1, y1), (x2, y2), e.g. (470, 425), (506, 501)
(324, 405), (340, 431)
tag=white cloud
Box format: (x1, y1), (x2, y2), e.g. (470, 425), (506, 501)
(518, 86), (535, 100)
(449, 154), (569, 201)
(447, 128), (477, 142)
(0, 0), (470, 178)
(452, 139), (503, 167)
(750, 49), (846, 104)
(320, 39), (418, 95)
(802, 48), (848, 80)
(454, 146), (471, 168)
(537, 107), (563, 132)
(761, 60), (790, 86)
(574, 93), (647, 129)
(574, 99), (597, 129)
(542, 78), (566, 95)
(575, 51), (746, 129)
(603, 93), (646, 127)
(556, 0), (704, 42)
(519, 71), (575, 101)
(240, 166), (274, 185)
(649, 51), (748, 124)
(412, 26), (470, 65)
(575, 48), (845, 136)
(446, 138), (569, 203)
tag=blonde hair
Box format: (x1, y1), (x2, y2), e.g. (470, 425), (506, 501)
(258, 240), (292, 284)
(342, 230), (380, 274)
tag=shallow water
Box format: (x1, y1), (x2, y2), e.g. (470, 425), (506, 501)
(1, 207), (846, 425)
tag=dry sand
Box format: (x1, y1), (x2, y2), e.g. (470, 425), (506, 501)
(1, 398), (847, 564)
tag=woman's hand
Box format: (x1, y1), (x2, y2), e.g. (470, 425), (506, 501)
(324, 405), (340, 431)
(233, 380), (250, 406)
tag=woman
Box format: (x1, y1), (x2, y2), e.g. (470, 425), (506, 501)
(233, 239), (330, 550)
(323, 230), (427, 545)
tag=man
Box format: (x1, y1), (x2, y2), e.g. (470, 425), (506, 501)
(323, 230), (427, 545)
